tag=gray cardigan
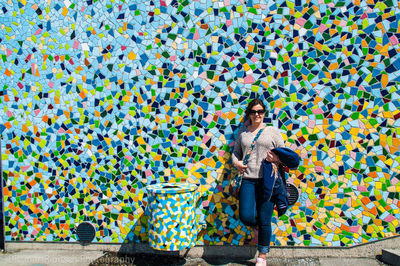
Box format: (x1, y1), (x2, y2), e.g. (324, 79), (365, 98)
(232, 126), (284, 179)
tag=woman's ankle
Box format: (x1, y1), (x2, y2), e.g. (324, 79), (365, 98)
(258, 252), (267, 259)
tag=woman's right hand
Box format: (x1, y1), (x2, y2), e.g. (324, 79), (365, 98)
(234, 161), (247, 175)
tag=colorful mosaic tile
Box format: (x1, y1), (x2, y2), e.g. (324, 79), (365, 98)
(0, 0), (400, 248)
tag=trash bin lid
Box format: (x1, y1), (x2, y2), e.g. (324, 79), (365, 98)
(146, 183), (198, 194)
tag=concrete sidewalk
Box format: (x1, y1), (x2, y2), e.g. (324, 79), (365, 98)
(0, 249), (389, 266)
(1, 236), (399, 266)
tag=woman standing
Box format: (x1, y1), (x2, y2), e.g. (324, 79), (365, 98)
(232, 98), (286, 266)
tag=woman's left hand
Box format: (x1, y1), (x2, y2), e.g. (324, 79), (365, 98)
(265, 150), (280, 163)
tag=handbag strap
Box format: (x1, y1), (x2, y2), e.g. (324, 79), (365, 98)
(242, 127), (264, 166)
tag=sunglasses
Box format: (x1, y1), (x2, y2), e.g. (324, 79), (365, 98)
(249, 109), (265, 115)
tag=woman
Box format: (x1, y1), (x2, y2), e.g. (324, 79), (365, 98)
(232, 98), (285, 266)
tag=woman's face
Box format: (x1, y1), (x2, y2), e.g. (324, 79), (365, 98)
(249, 104), (265, 125)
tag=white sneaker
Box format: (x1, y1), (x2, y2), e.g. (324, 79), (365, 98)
(255, 257), (266, 266)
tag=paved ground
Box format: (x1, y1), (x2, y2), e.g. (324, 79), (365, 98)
(0, 249), (389, 266)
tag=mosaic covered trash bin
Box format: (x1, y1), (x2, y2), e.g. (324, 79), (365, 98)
(146, 183), (200, 251)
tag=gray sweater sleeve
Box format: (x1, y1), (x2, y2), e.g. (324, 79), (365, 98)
(270, 126), (285, 148)
(232, 127), (246, 165)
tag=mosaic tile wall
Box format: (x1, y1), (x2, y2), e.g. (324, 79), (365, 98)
(1, 0), (400, 247)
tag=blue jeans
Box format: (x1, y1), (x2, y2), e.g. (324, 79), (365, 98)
(239, 177), (283, 253)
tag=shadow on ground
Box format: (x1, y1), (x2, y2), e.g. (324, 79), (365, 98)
(88, 250), (259, 266)
(87, 251), (326, 266)
(89, 251), (186, 266)
(88, 251), (389, 266)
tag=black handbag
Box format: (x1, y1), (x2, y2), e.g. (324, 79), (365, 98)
(273, 147), (301, 206)
(286, 183), (299, 206)
(276, 163), (300, 207)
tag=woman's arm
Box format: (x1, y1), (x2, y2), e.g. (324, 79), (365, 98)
(265, 126), (285, 163)
(265, 150), (281, 163)
(272, 126), (285, 148)
(232, 129), (247, 174)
